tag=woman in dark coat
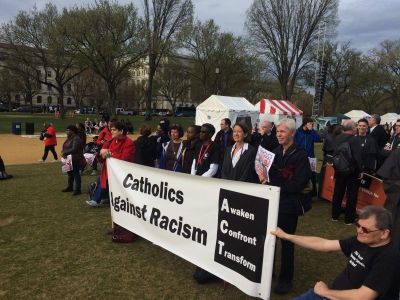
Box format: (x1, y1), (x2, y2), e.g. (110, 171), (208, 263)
(62, 125), (84, 195)
(134, 123), (157, 167)
(221, 122), (258, 183)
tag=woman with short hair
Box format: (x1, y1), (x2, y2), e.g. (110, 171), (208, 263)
(159, 124), (185, 172)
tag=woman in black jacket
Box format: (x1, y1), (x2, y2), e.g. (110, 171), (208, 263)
(221, 122), (258, 183)
(134, 123), (157, 167)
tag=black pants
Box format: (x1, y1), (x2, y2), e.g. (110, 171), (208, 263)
(276, 213), (298, 283)
(332, 171), (359, 223)
(67, 160), (81, 192)
(42, 145), (58, 161)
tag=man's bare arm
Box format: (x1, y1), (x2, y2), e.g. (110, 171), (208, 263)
(271, 228), (341, 252)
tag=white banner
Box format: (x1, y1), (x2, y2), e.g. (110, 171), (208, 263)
(107, 158), (280, 299)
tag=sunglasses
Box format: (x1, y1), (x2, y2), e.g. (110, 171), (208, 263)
(355, 222), (381, 234)
(200, 130), (208, 133)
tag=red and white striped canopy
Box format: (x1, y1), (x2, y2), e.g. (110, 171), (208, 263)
(258, 99), (303, 116)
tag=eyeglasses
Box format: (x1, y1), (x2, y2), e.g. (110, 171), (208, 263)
(355, 222), (381, 234)
(395, 125), (400, 127)
(200, 130), (208, 133)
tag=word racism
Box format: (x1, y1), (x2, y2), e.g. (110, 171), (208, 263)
(123, 173), (184, 204)
(111, 193), (208, 246)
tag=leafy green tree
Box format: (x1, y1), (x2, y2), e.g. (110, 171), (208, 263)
(63, 1), (146, 116)
(1, 3), (85, 117)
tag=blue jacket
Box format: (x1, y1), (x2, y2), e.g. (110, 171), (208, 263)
(294, 128), (320, 158)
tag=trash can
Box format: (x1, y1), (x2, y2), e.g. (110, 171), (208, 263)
(26, 122), (35, 135)
(11, 122), (22, 135)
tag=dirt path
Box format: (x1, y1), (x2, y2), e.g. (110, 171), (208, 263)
(0, 133), (139, 165)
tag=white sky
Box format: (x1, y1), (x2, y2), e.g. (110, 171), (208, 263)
(0, 0), (399, 52)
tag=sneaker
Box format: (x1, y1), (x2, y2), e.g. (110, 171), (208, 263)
(51, 159), (59, 163)
(345, 222), (354, 226)
(37, 159), (44, 163)
(86, 200), (100, 207)
(72, 190), (81, 196)
(274, 281), (293, 294)
(90, 170), (97, 176)
(331, 218), (339, 222)
(62, 187), (73, 192)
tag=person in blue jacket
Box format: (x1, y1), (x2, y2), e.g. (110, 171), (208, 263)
(295, 117), (321, 196)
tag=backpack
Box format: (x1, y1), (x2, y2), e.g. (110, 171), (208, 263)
(332, 141), (354, 174)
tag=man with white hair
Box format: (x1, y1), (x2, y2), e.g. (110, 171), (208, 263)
(268, 118), (312, 294)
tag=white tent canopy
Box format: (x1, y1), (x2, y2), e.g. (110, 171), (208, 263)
(344, 110), (371, 122)
(381, 113), (400, 125)
(255, 99), (303, 128)
(195, 95), (259, 136)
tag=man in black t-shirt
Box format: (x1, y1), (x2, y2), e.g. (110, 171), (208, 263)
(272, 205), (400, 300)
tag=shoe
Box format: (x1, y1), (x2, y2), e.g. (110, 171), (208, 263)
(345, 222), (354, 226)
(72, 190), (81, 196)
(90, 170), (97, 176)
(51, 159), (59, 163)
(62, 187), (73, 192)
(37, 159), (44, 163)
(100, 198), (109, 205)
(331, 218), (339, 222)
(274, 281), (293, 294)
(86, 200), (100, 207)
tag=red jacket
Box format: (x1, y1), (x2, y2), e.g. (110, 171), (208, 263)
(44, 126), (57, 146)
(99, 135), (135, 188)
(97, 127), (112, 148)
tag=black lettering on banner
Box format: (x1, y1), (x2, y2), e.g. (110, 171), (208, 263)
(214, 189), (269, 283)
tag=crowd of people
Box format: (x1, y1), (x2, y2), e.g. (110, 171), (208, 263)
(32, 113), (400, 298)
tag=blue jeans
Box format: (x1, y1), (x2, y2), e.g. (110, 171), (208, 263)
(67, 160), (81, 191)
(293, 289), (326, 300)
(92, 177), (108, 203)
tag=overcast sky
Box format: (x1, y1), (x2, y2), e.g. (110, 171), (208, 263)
(0, 0), (399, 52)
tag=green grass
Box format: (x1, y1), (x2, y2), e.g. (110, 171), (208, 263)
(0, 113), (195, 134)
(0, 161), (354, 299)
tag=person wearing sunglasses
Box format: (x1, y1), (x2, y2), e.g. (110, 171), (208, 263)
(271, 205), (400, 300)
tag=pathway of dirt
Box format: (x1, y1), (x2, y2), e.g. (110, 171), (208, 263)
(0, 133), (138, 165)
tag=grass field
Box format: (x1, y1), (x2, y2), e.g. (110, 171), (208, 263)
(0, 161), (355, 299)
(0, 113), (195, 134)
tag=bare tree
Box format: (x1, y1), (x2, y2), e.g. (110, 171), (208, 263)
(324, 42), (360, 113)
(352, 56), (387, 113)
(154, 57), (191, 113)
(246, 0), (338, 100)
(143, 0), (193, 117)
(1, 4), (86, 118)
(63, 1), (147, 116)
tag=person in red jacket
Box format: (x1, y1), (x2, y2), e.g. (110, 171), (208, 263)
(38, 123), (58, 162)
(96, 119), (115, 149)
(86, 121), (135, 207)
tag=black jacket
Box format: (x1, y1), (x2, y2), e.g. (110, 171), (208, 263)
(251, 132), (279, 152)
(214, 128), (234, 162)
(333, 132), (363, 173)
(135, 135), (157, 167)
(221, 144), (258, 183)
(370, 125), (389, 149)
(269, 143), (311, 215)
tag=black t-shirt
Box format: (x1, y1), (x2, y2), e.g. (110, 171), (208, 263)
(194, 141), (220, 176)
(331, 236), (400, 299)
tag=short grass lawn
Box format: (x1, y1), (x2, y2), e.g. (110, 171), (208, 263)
(0, 162), (354, 299)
